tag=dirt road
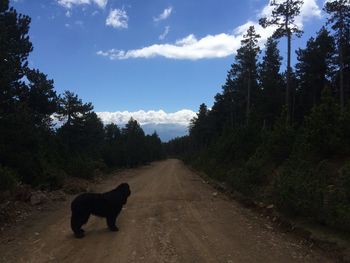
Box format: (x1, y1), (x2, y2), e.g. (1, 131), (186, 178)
(0, 159), (332, 263)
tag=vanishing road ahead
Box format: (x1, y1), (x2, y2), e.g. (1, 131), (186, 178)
(0, 159), (331, 263)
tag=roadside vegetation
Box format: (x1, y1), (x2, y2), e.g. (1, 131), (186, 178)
(165, 0), (350, 232)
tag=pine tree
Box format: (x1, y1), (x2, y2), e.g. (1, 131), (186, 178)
(258, 37), (283, 127)
(23, 68), (58, 129)
(57, 90), (93, 126)
(122, 118), (146, 167)
(57, 91), (95, 152)
(0, 0), (32, 114)
(76, 112), (104, 156)
(259, 0), (303, 123)
(0, 0), (36, 183)
(145, 132), (163, 162)
(208, 92), (230, 136)
(295, 27), (336, 117)
(230, 26), (260, 125)
(189, 103), (211, 147)
(324, 0), (350, 109)
(104, 123), (121, 144)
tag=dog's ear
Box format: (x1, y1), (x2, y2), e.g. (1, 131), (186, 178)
(122, 183), (130, 196)
(116, 183), (130, 197)
(121, 184), (130, 204)
(115, 183), (124, 191)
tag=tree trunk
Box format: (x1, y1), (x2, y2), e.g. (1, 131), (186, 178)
(230, 101), (234, 129)
(285, 0), (291, 125)
(247, 71), (251, 126)
(339, 42), (344, 110)
(286, 31), (291, 125)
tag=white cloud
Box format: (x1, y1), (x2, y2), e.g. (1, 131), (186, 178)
(106, 9), (128, 29)
(97, 0), (322, 60)
(175, 34), (197, 45)
(65, 10), (72, 17)
(159, 26), (170, 40)
(154, 7), (173, 22)
(297, 0), (322, 23)
(97, 33), (243, 60)
(57, 0), (107, 9)
(97, 109), (196, 126)
(94, 0), (107, 8)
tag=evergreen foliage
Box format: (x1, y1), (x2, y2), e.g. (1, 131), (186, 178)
(259, 0), (303, 123)
(324, 0), (350, 108)
(0, 0), (164, 189)
(295, 28), (336, 120)
(258, 37), (284, 127)
(166, 1), (350, 232)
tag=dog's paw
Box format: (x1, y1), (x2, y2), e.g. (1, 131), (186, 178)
(74, 231), (85, 239)
(109, 226), (119, 232)
(74, 232), (85, 238)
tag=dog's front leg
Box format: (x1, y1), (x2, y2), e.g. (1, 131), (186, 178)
(106, 215), (118, 231)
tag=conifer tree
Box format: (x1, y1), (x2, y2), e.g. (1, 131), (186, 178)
(0, 0), (35, 183)
(295, 27), (335, 116)
(122, 118), (146, 167)
(57, 90), (93, 126)
(23, 69), (58, 129)
(324, 0), (350, 109)
(208, 92), (229, 135)
(104, 123), (121, 144)
(259, 0), (303, 123)
(0, 0), (32, 113)
(57, 91), (95, 152)
(230, 26), (260, 125)
(258, 37), (283, 127)
(189, 103), (210, 147)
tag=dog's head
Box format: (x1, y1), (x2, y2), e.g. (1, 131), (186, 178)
(115, 183), (131, 205)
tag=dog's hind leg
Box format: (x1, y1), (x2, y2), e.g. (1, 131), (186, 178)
(71, 212), (90, 238)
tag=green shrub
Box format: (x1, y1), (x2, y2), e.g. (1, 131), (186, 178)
(65, 155), (95, 179)
(225, 112), (295, 197)
(301, 93), (343, 158)
(39, 165), (67, 190)
(323, 162), (350, 231)
(64, 155), (107, 179)
(266, 114), (296, 164)
(0, 166), (18, 192)
(273, 159), (317, 216)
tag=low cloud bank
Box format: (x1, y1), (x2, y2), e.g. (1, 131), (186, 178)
(97, 109), (196, 126)
(97, 109), (196, 141)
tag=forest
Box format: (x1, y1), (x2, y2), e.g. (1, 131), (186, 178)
(0, 0), (164, 191)
(165, 0), (350, 232)
(2, 0), (350, 235)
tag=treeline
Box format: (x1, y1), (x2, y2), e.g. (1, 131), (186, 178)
(0, 0), (164, 191)
(166, 0), (350, 231)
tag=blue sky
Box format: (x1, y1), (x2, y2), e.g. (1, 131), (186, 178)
(11, 0), (327, 139)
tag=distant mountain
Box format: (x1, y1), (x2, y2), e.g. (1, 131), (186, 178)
(141, 123), (189, 142)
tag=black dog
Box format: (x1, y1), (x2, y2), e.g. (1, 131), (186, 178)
(70, 183), (131, 238)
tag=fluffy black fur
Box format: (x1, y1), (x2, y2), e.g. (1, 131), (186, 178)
(70, 183), (131, 238)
